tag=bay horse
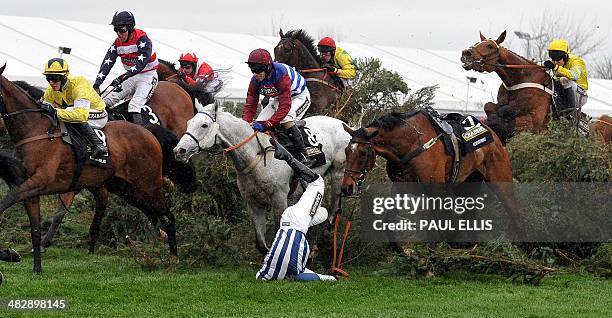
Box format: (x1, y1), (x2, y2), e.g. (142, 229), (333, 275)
(274, 29), (342, 115)
(173, 105), (350, 254)
(10, 80), (198, 247)
(460, 31), (555, 143)
(157, 59), (220, 107)
(0, 64), (191, 272)
(341, 110), (521, 234)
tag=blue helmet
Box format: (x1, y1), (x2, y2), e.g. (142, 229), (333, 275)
(110, 11), (135, 27)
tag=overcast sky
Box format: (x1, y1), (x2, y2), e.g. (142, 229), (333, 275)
(3, 0), (611, 61)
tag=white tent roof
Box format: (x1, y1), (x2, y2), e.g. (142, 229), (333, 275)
(1, 15), (610, 117)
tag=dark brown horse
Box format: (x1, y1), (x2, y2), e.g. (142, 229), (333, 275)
(460, 31), (554, 143)
(0, 64), (191, 272)
(274, 29), (342, 115)
(340, 110), (521, 232)
(157, 59), (217, 107)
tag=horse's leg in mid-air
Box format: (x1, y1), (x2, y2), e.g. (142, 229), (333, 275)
(481, 143), (522, 236)
(245, 199), (269, 255)
(41, 192), (76, 247)
(87, 187), (109, 254)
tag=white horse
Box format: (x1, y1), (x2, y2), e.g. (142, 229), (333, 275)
(173, 105), (350, 254)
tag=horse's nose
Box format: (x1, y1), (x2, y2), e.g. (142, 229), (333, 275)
(461, 49), (472, 57)
(341, 183), (354, 196)
(174, 147), (187, 160)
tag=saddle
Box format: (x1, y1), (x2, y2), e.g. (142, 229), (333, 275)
(273, 125), (326, 169)
(422, 107), (494, 182)
(107, 100), (161, 125)
(60, 122), (112, 190)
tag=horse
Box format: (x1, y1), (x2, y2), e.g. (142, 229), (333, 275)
(173, 105), (350, 254)
(590, 115), (612, 144)
(9, 80), (198, 248)
(340, 110), (522, 235)
(0, 64), (193, 272)
(274, 29), (342, 115)
(460, 31), (557, 143)
(157, 59), (220, 107)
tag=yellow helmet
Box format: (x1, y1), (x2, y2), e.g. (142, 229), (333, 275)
(43, 58), (69, 75)
(548, 39), (570, 54)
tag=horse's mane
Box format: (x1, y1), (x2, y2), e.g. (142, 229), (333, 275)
(284, 29), (319, 58)
(159, 59), (178, 73)
(367, 110), (421, 132)
(501, 47), (539, 67)
(13, 81), (44, 100)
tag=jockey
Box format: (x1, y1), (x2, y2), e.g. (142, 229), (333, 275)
(543, 39), (589, 115)
(93, 11), (159, 125)
(256, 139), (336, 282)
(177, 52), (215, 84)
(242, 48), (313, 166)
(317, 36), (356, 88)
(41, 58), (108, 158)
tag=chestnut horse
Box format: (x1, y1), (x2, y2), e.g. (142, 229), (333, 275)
(590, 115), (612, 144)
(0, 64), (188, 272)
(340, 110), (521, 233)
(274, 29), (342, 115)
(460, 31), (556, 143)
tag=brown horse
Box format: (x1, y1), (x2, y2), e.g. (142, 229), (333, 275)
(460, 31), (555, 143)
(0, 64), (190, 272)
(274, 29), (342, 115)
(156, 59), (217, 107)
(340, 110), (521, 233)
(590, 115), (612, 144)
(10, 80), (198, 248)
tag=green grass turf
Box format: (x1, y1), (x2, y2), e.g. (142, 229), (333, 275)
(0, 248), (610, 317)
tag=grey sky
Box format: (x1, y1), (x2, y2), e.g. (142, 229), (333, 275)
(3, 0), (611, 61)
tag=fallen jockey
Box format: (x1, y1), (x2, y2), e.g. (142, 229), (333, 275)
(256, 138), (336, 282)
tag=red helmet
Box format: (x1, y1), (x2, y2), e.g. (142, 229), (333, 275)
(247, 48), (272, 65)
(318, 37), (336, 49)
(179, 53), (198, 63)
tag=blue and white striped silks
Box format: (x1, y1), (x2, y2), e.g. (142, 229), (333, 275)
(256, 228), (309, 280)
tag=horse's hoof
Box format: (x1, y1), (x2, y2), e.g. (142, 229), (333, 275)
(163, 177), (175, 193)
(0, 248), (21, 262)
(169, 255), (179, 265)
(30, 246), (46, 254)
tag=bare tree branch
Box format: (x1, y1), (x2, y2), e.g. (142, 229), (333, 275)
(516, 12), (607, 60)
(591, 56), (612, 79)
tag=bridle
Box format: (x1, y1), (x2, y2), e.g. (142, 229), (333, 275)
(343, 138), (377, 188)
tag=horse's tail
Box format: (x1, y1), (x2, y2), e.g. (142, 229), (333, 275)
(144, 124), (198, 193)
(0, 150), (27, 187)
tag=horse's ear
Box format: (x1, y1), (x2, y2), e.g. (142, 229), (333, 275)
(279, 28), (284, 38)
(367, 129), (379, 139)
(495, 30), (507, 45)
(342, 123), (354, 136)
(479, 31), (487, 42)
(0, 63), (5, 75)
(292, 30), (302, 40)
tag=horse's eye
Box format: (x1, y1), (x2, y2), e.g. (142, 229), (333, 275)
(487, 44), (494, 49)
(201, 123), (208, 128)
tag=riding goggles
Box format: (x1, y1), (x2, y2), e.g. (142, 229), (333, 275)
(114, 26), (129, 33)
(45, 74), (64, 83)
(548, 50), (565, 61)
(248, 63), (268, 74)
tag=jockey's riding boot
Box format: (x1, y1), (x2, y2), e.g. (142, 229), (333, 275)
(286, 124), (315, 167)
(561, 87), (578, 117)
(78, 123), (107, 158)
(131, 112), (145, 125)
(270, 138), (319, 183)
